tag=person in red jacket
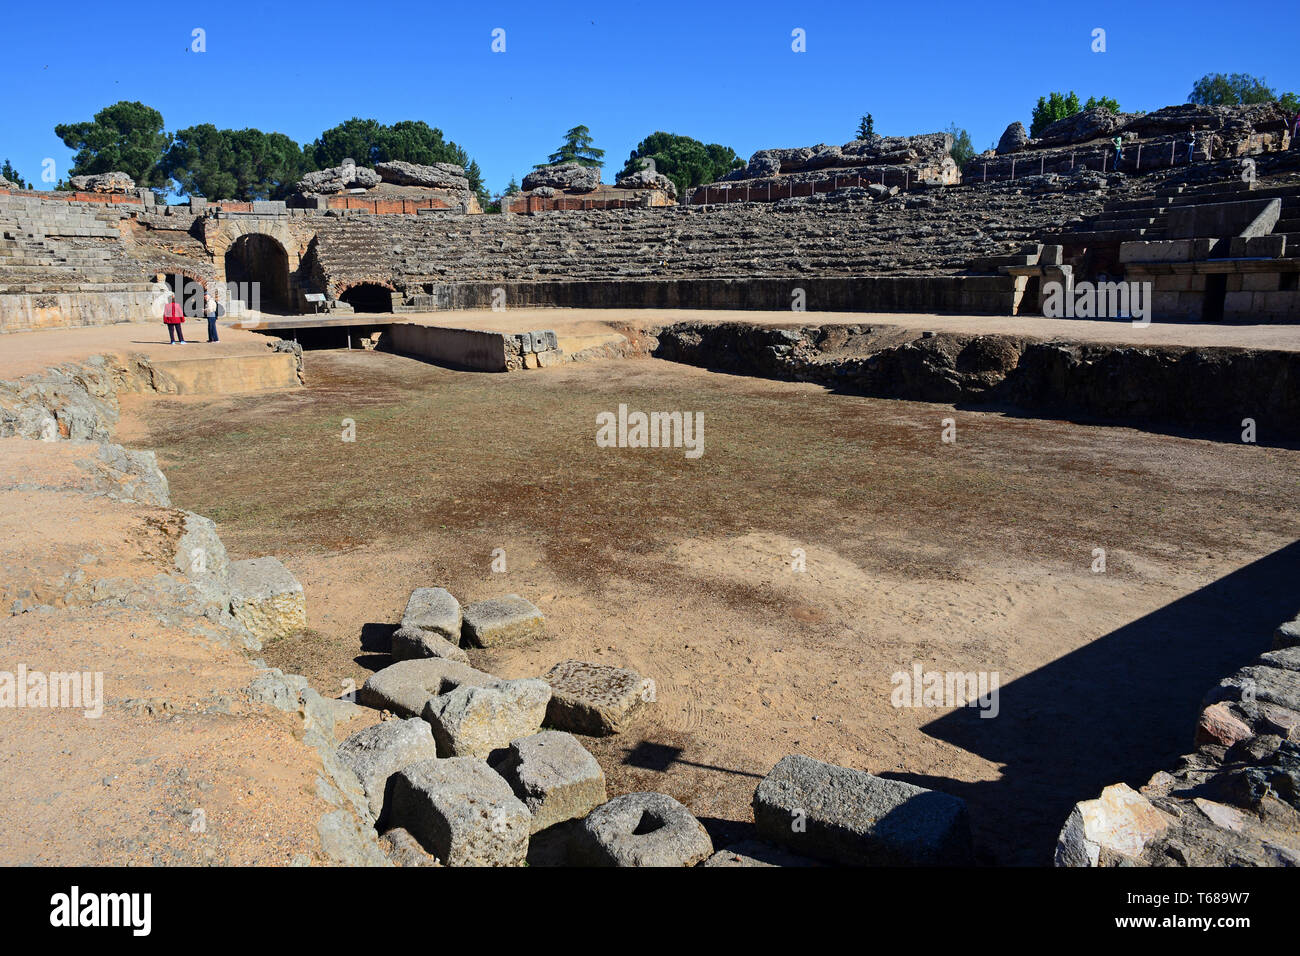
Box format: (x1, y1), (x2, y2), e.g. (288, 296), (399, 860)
(163, 291), (186, 344)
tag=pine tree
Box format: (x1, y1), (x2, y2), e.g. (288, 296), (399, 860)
(538, 126), (604, 168)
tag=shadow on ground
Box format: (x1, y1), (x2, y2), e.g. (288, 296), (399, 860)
(905, 539), (1300, 865)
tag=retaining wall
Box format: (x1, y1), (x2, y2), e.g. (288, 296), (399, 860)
(652, 321), (1300, 441)
(387, 324), (511, 372)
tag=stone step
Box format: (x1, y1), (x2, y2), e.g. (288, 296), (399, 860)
(1038, 228), (1147, 244)
(1091, 215), (1159, 231)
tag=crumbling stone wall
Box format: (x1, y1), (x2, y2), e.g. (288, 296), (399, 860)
(698, 133), (959, 203)
(968, 103), (1291, 183)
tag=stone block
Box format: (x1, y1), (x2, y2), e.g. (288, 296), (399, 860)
(390, 625), (468, 663)
(400, 587), (462, 639)
(1228, 235), (1286, 258)
(1039, 244), (1063, 266)
(174, 511), (227, 577)
(1151, 291), (1182, 317)
(753, 754), (973, 866)
(1055, 783), (1173, 867)
(544, 659), (648, 736)
(391, 587), (467, 662)
(423, 678), (551, 758)
(461, 595), (544, 648)
(1222, 291), (1253, 315)
(389, 758), (531, 866)
(1273, 613), (1300, 650)
(1254, 291), (1300, 314)
(1167, 198), (1280, 240)
(494, 731), (606, 833)
(336, 717), (440, 821)
(536, 350), (565, 368)
(226, 557), (306, 641)
(572, 792), (712, 867)
(359, 658), (495, 717)
(1195, 702), (1254, 748)
(1121, 240), (1196, 264)
(1241, 272), (1280, 292)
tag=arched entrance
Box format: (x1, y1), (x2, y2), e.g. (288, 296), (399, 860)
(339, 282), (395, 313)
(224, 233), (291, 313)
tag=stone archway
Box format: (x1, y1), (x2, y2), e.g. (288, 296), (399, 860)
(203, 216), (310, 313)
(338, 281), (395, 313)
(225, 233), (291, 312)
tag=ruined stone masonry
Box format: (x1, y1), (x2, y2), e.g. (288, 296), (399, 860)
(3, 102), (1295, 331)
(1056, 610), (1300, 867)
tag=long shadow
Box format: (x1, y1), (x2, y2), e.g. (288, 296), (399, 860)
(913, 539), (1300, 866)
(621, 739), (765, 780)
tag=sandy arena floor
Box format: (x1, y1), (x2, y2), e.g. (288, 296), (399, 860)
(117, 347), (1300, 865)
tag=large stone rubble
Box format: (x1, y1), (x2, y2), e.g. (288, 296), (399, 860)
(971, 103), (1291, 181)
(705, 132), (959, 200)
(295, 157), (479, 212)
(1056, 614), (1300, 866)
(522, 162), (602, 193)
(69, 171), (136, 193)
(312, 577), (993, 867)
(507, 162), (676, 211)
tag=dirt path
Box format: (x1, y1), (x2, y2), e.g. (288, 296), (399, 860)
(120, 349), (1300, 864)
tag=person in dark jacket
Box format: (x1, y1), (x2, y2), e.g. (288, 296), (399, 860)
(203, 291), (220, 343)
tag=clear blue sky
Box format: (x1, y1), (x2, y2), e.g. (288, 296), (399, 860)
(2, 0), (1295, 197)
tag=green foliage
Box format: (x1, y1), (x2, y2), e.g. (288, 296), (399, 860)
(1282, 92), (1300, 114)
(504, 176), (520, 194)
(538, 125), (604, 168)
(857, 114), (874, 139)
(1029, 92), (1120, 137)
(54, 100), (171, 189)
(1188, 72), (1279, 106)
(945, 124), (975, 167)
(0, 159), (29, 188)
(309, 117), (382, 168)
(1083, 95), (1121, 114)
(308, 118), (485, 199)
(1030, 92), (1081, 137)
(617, 132), (743, 195)
(162, 125), (312, 201)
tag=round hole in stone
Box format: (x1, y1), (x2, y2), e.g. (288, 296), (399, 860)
(631, 811), (666, 836)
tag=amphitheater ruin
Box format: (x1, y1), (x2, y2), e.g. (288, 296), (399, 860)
(1, 99), (1298, 868)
